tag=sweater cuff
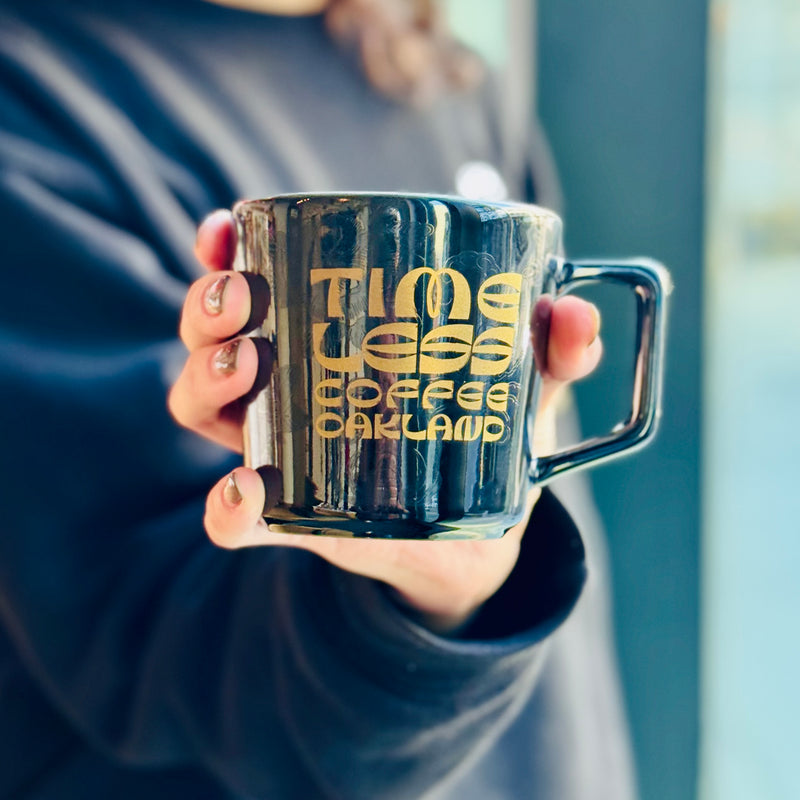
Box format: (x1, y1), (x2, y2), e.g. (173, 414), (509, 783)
(307, 489), (586, 694)
(461, 488), (587, 641)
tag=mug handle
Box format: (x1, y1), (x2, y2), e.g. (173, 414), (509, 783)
(528, 258), (672, 485)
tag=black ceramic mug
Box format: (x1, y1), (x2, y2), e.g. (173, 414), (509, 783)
(233, 194), (670, 540)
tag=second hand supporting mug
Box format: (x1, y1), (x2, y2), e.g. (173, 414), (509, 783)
(233, 194), (671, 540)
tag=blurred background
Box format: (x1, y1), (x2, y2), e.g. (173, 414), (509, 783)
(446, 1), (800, 799)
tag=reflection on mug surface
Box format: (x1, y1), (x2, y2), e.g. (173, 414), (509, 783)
(234, 194), (669, 539)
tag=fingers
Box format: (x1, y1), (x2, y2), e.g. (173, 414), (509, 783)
(173, 211), (272, 449)
(182, 207), (270, 350)
(545, 294), (602, 381)
(205, 467), (306, 550)
(194, 209), (237, 272)
(180, 271), (254, 351)
(536, 294), (603, 411)
(168, 336), (260, 451)
(205, 468), (267, 548)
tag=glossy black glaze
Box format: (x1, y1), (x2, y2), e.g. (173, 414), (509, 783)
(234, 194), (669, 539)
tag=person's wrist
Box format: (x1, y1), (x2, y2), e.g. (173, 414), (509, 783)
(387, 586), (484, 635)
(381, 510), (530, 635)
(386, 544), (522, 635)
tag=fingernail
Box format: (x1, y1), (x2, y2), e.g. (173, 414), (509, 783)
(204, 275), (230, 316)
(195, 210), (236, 266)
(223, 472), (243, 507)
(213, 339), (240, 375)
(589, 305), (601, 345)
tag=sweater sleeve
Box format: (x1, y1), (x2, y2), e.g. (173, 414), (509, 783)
(0, 17), (586, 799)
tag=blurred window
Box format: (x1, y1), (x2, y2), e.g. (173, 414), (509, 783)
(445, 0), (509, 67)
(701, 1), (800, 799)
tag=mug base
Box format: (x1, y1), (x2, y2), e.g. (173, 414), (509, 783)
(263, 511), (509, 541)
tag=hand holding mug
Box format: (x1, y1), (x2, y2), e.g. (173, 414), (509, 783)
(170, 194), (669, 631)
(170, 205), (609, 631)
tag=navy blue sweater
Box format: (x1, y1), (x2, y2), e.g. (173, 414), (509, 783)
(0, 1), (635, 797)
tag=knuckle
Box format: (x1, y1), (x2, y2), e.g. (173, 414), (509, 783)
(203, 509), (238, 550)
(182, 355), (203, 397)
(167, 355), (198, 428)
(179, 283), (202, 343)
(167, 358), (203, 430)
(166, 384), (186, 426)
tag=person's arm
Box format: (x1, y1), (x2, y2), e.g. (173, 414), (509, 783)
(172, 211), (601, 636)
(0, 184), (594, 799)
(0, 27), (597, 799)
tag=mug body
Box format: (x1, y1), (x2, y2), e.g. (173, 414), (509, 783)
(234, 194), (562, 539)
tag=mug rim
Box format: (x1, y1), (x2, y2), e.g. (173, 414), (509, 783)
(232, 192), (561, 222)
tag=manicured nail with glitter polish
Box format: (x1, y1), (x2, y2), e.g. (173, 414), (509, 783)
(223, 472), (243, 506)
(204, 275), (230, 316)
(213, 339), (240, 375)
